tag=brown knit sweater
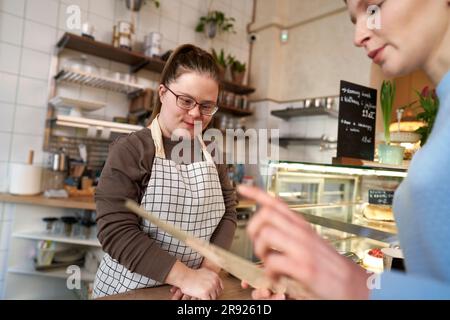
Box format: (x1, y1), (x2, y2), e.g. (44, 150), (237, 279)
(95, 127), (237, 283)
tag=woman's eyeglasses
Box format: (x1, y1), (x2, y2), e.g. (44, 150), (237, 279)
(164, 85), (219, 116)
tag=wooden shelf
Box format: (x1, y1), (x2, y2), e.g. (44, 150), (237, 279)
(0, 193), (96, 210)
(13, 231), (101, 247)
(0, 193), (252, 210)
(221, 80), (255, 95)
(271, 107), (338, 120)
(57, 32), (165, 73)
(218, 105), (253, 117)
(56, 33), (256, 95)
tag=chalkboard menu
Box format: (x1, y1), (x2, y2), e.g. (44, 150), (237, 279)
(369, 189), (395, 205)
(337, 81), (377, 161)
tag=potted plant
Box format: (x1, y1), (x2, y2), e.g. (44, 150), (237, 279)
(414, 86), (439, 146)
(196, 11), (236, 39)
(378, 80), (405, 165)
(211, 48), (227, 80)
(125, 0), (159, 12)
(227, 55), (246, 85)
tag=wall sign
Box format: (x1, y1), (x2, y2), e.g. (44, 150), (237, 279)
(369, 189), (395, 205)
(337, 80), (377, 161)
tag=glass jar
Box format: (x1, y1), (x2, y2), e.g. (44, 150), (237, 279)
(60, 216), (78, 237)
(42, 217), (58, 234)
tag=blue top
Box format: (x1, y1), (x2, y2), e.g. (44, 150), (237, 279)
(371, 70), (450, 300)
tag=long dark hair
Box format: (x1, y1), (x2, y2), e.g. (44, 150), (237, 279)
(150, 44), (221, 122)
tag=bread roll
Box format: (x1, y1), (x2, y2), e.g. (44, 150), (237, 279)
(363, 204), (394, 221)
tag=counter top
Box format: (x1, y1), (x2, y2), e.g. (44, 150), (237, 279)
(97, 272), (253, 300)
(0, 193), (256, 211)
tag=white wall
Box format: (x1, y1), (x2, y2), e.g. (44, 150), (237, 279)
(247, 0), (372, 168)
(0, 0), (254, 299)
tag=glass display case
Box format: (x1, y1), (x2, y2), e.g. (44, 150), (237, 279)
(264, 161), (408, 272)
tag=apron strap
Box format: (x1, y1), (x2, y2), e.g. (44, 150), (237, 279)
(149, 116), (166, 158)
(149, 115), (215, 164)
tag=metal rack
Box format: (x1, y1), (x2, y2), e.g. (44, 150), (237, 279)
(55, 69), (145, 97)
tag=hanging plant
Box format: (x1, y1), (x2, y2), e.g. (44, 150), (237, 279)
(125, 0), (159, 12)
(196, 11), (236, 39)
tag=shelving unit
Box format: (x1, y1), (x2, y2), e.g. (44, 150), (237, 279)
(271, 106), (338, 120)
(13, 231), (101, 248)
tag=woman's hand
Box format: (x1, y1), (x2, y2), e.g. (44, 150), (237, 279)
(241, 280), (286, 300)
(166, 261), (223, 300)
(238, 185), (371, 300)
(170, 259), (222, 300)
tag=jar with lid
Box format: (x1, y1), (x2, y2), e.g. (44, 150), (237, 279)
(60, 216), (78, 237)
(42, 217), (59, 234)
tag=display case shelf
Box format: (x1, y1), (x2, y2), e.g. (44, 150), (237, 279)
(278, 136), (337, 147)
(294, 204), (398, 243)
(55, 69), (146, 97)
(271, 107), (338, 120)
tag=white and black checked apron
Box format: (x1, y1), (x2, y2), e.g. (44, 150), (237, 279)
(93, 116), (226, 298)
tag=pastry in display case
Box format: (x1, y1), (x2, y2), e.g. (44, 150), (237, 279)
(264, 161), (408, 272)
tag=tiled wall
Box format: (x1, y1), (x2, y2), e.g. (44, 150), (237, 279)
(0, 0), (254, 187)
(0, 0), (254, 298)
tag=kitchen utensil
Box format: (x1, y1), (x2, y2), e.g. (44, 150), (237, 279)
(9, 150), (43, 195)
(125, 200), (316, 299)
(51, 148), (69, 172)
(78, 144), (87, 163)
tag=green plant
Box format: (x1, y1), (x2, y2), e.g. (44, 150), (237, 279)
(415, 86), (439, 146)
(211, 48), (227, 68)
(380, 80), (396, 144)
(196, 11), (236, 38)
(227, 55), (246, 73)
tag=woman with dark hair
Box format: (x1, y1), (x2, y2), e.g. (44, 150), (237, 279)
(93, 44), (237, 300)
(241, 0), (450, 299)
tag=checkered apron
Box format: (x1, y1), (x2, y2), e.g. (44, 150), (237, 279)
(93, 117), (226, 298)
